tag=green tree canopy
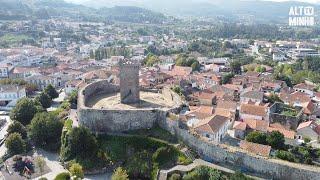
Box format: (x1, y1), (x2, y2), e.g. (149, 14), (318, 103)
(10, 98), (37, 125)
(54, 172), (71, 180)
(230, 60), (242, 74)
(29, 112), (64, 148)
(221, 73), (234, 84)
(5, 132), (26, 155)
(266, 131), (285, 150)
(7, 121), (27, 139)
(67, 126), (99, 159)
(44, 84), (59, 99)
(35, 92), (52, 109)
(267, 93), (283, 104)
(245, 131), (267, 145)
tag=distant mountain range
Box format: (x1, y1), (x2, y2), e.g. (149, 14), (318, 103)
(0, 0), (167, 23)
(0, 0), (319, 24)
(79, 0), (320, 23)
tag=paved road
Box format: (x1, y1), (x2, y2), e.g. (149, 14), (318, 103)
(69, 109), (79, 127)
(33, 149), (68, 180)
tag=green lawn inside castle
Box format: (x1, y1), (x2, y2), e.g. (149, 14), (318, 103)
(60, 120), (192, 179)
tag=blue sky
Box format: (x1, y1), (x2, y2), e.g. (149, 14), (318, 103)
(66, 0), (320, 4)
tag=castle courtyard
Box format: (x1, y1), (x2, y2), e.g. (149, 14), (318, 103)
(86, 91), (175, 110)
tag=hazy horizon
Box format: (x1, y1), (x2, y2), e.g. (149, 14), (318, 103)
(66, 0), (320, 5)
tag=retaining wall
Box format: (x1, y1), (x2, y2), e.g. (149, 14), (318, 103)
(158, 118), (320, 180)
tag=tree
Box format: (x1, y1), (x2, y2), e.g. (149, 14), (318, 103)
(10, 98), (37, 125)
(5, 133), (26, 155)
(44, 84), (59, 99)
(144, 53), (160, 67)
(230, 61), (242, 74)
(35, 92), (52, 109)
(69, 163), (84, 179)
(255, 66), (266, 73)
(266, 131), (285, 150)
(67, 126), (98, 159)
(89, 49), (95, 59)
(267, 93), (283, 103)
(221, 73), (234, 84)
(68, 90), (78, 108)
(7, 121), (27, 139)
(35, 156), (46, 177)
(191, 61), (200, 71)
(29, 112), (63, 148)
(112, 167), (129, 180)
(245, 131), (267, 145)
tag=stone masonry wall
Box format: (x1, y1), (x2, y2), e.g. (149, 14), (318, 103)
(157, 118), (320, 180)
(78, 80), (182, 133)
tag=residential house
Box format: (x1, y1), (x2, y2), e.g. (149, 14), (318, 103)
(215, 100), (237, 120)
(240, 103), (269, 121)
(0, 85), (26, 107)
(240, 90), (264, 103)
(296, 121), (320, 142)
(194, 115), (230, 143)
(293, 83), (316, 97)
(0, 64), (13, 78)
(184, 105), (214, 127)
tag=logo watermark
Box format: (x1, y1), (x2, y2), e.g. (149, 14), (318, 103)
(289, 6), (315, 26)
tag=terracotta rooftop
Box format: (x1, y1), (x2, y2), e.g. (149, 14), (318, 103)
(195, 115), (229, 134)
(240, 103), (268, 117)
(243, 119), (269, 132)
(240, 140), (271, 157)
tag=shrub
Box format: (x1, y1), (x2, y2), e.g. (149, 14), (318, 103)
(54, 172), (71, 180)
(112, 167), (129, 180)
(169, 173), (181, 180)
(304, 137), (311, 143)
(276, 150), (296, 162)
(245, 131), (267, 145)
(183, 166), (222, 180)
(69, 163), (84, 179)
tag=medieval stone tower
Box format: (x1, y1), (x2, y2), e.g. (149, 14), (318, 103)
(119, 59), (140, 104)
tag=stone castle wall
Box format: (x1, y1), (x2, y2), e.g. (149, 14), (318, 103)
(157, 118), (320, 180)
(78, 80), (182, 133)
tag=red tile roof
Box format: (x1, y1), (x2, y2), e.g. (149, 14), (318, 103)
(240, 140), (271, 157)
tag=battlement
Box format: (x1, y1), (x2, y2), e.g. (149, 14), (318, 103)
(119, 59), (140, 68)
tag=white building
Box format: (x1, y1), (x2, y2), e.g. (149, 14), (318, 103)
(0, 64), (13, 78)
(273, 52), (286, 61)
(0, 85), (26, 107)
(194, 115), (230, 143)
(290, 48), (320, 60)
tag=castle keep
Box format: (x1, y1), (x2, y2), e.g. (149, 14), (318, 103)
(119, 59), (140, 104)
